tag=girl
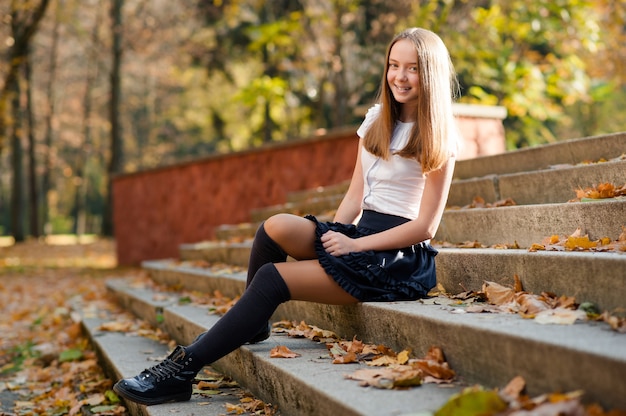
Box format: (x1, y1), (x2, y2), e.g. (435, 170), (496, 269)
(114, 27), (459, 406)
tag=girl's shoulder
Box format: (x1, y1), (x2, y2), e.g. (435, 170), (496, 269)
(364, 103), (381, 121)
(357, 104), (381, 138)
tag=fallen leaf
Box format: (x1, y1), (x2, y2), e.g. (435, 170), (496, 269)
(412, 347), (456, 381)
(530, 227), (626, 254)
(516, 293), (550, 316)
(367, 355), (399, 367)
(483, 281), (516, 305)
(269, 345), (301, 358)
(98, 321), (134, 332)
(346, 366), (423, 389)
(565, 235), (597, 250)
(435, 387), (508, 416)
(500, 375), (526, 402)
(534, 308), (587, 325)
(333, 351), (358, 364)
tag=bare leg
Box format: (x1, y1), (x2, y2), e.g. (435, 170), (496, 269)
(276, 260), (359, 305)
(263, 213), (318, 260)
(264, 213), (357, 304)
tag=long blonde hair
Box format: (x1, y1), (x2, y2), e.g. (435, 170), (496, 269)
(363, 28), (459, 173)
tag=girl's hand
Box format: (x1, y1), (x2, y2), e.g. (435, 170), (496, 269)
(321, 231), (360, 256)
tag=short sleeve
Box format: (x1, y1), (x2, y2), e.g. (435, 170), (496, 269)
(356, 104), (381, 138)
(448, 128), (461, 159)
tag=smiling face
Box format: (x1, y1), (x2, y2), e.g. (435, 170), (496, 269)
(386, 38), (420, 121)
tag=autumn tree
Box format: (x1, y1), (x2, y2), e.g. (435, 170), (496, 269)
(432, 0), (608, 148)
(0, 0), (50, 154)
(102, 0), (124, 236)
(40, 0), (61, 236)
(1, 0), (50, 241)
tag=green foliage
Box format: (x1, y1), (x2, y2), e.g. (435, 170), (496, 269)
(1, 341), (38, 374)
(181, 0), (618, 151)
(440, 0), (603, 148)
(59, 348), (83, 362)
(50, 215), (73, 235)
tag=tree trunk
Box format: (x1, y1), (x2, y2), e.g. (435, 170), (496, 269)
(42, 0), (61, 236)
(0, 0), (50, 157)
(73, 7), (101, 237)
(25, 46), (40, 238)
(10, 80), (24, 242)
(102, 0), (124, 236)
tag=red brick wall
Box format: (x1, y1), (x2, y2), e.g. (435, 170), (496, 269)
(113, 127), (359, 265)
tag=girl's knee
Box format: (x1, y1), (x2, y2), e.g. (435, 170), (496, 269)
(263, 214), (317, 259)
(263, 213), (296, 239)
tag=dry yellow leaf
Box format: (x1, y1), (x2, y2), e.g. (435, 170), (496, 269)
(528, 243), (545, 252)
(564, 236), (597, 250)
(397, 349), (411, 365)
(368, 355), (399, 367)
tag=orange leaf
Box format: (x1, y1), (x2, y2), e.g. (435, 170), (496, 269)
(270, 345), (301, 358)
(516, 293), (550, 316)
(482, 281), (515, 305)
(333, 351), (358, 364)
(346, 366), (423, 389)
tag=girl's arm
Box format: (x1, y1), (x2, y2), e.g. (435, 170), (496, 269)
(332, 144), (364, 224)
(322, 157), (456, 256)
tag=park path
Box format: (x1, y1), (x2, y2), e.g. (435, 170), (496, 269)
(0, 238), (134, 415)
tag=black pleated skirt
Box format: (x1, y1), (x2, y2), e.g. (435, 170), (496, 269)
(306, 210), (438, 302)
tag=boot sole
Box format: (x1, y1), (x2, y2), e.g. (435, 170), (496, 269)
(113, 382), (191, 406)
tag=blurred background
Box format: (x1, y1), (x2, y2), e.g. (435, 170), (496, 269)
(0, 0), (624, 241)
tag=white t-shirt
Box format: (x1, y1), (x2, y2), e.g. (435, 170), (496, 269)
(356, 104), (450, 220)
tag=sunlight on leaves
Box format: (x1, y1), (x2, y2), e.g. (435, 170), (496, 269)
(529, 227), (626, 253)
(571, 182), (626, 202)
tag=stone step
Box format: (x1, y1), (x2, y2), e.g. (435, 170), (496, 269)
(200, 132), (625, 245)
(437, 198), (625, 247)
(105, 278), (461, 416)
(222, 165), (624, 245)
(447, 158), (626, 208)
(172, 244), (626, 313)
(249, 159), (626, 226)
(249, 194), (342, 223)
(248, 157), (625, 224)
(186, 198), (625, 260)
(108, 273), (626, 411)
(180, 241), (253, 267)
(286, 180), (350, 204)
(435, 248), (626, 312)
(453, 132), (626, 180)
(284, 134), (625, 205)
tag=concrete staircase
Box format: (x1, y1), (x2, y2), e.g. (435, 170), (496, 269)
(79, 132), (626, 415)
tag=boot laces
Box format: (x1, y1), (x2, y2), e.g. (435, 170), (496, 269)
(144, 358), (185, 381)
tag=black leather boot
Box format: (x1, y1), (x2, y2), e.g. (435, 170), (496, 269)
(113, 346), (202, 406)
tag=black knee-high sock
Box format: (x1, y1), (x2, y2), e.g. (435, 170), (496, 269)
(246, 222), (287, 287)
(186, 263), (291, 365)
